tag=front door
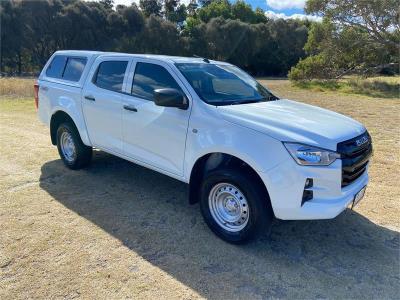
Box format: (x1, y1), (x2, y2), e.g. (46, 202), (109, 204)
(121, 60), (191, 176)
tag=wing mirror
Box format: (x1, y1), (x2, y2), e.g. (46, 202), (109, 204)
(154, 88), (188, 110)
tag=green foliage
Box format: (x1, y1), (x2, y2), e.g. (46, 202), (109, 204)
(290, 0), (399, 81)
(197, 0), (231, 23)
(288, 54), (335, 81)
(305, 0), (400, 51)
(196, 0), (268, 24)
(139, 0), (162, 17)
(0, 0), (309, 77)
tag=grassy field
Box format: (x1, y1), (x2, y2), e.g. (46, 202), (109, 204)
(0, 78), (399, 299)
(290, 76), (400, 99)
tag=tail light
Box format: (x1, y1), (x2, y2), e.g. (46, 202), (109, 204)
(34, 83), (39, 109)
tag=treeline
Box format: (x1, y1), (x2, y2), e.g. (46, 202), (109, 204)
(0, 0), (310, 76)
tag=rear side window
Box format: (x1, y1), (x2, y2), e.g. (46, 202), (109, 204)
(63, 57), (87, 82)
(46, 55), (87, 82)
(94, 61), (128, 92)
(131, 62), (182, 101)
(46, 55), (67, 78)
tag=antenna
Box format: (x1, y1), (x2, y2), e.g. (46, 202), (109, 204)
(193, 54), (210, 63)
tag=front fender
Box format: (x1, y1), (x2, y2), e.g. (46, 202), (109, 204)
(184, 114), (289, 181)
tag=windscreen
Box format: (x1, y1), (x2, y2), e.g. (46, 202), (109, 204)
(176, 63), (278, 106)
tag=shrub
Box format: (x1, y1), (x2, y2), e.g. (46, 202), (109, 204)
(288, 54), (336, 82)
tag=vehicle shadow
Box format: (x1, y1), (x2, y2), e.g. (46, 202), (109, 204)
(39, 151), (400, 299)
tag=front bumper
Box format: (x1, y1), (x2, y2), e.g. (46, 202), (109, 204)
(259, 158), (369, 220)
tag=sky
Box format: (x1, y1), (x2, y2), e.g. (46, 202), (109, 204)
(110, 0), (321, 21)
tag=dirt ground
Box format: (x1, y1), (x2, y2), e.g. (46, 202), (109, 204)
(0, 79), (399, 299)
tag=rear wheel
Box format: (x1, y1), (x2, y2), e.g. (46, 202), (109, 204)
(200, 168), (273, 244)
(56, 122), (92, 169)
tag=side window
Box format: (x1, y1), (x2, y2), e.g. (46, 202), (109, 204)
(93, 61), (128, 92)
(63, 57), (87, 82)
(46, 55), (67, 79)
(131, 62), (182, 101)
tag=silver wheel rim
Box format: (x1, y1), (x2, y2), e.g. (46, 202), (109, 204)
(60, 131), (76, 163)
(208, 182), (249, 232)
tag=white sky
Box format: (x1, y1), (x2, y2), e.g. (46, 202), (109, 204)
(266, 0), (306, 10)
(112, 0), (191, 6)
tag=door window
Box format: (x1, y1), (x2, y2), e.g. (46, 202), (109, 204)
(131, 62), (182, 101)
(93, 61), (128, 92)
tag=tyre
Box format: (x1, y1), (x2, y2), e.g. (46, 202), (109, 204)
(56, 122), (92, 170)
(200, 168), (273, 244)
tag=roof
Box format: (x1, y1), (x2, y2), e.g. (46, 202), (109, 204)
(53, 50), (227, 65)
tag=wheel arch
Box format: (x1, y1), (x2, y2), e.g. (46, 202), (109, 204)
(50, 110), (84, 145)
(188, 152), (272, 209)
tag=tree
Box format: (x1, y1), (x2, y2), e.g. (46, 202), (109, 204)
(139, 0), (162, 17)
(0, 0), (24, 74)
(137, 15), (184, 55)
(194, 0), (268, 24)
(231, 0), (255, 23)
(198, 0), (215, 7)
(306, 0), (400, 51)
(289, 0), (399, 81)
(0, 0), (309, 76)
(165, 0), (187, 23)
(197, 0), (231, 23)
(99, 0), (114, 10)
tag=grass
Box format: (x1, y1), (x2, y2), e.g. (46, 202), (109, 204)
(0, 77), (36, 98)
(292, 76), (400, 99)
(1, 78), (399, 299)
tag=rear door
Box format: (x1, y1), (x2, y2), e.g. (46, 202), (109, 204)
(121, 59), (191, 176)
(82, 56), (131, 154)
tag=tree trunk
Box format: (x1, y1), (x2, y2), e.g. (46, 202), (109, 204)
(17, 50), (21, 75)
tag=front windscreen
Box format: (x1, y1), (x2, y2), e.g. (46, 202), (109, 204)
(175, 63), (278, 106)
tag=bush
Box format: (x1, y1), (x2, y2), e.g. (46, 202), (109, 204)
(288, 54), (336, 81)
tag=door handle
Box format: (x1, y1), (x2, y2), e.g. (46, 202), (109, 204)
(84, 95), (95, 101)
(41, 86), (49, 91)
(123, 105), (138, 112)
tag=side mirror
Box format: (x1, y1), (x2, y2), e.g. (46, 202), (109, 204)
(154, 88), (188, 110)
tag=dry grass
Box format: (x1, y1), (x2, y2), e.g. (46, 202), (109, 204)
(291, 76), (400, 99)
(0, 78), (399, 299)
(0, 77), (36, 98)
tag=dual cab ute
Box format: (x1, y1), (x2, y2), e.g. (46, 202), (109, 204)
(36, 50), (372, 243)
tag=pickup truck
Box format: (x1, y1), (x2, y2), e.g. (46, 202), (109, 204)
(36, 50), (372, 243)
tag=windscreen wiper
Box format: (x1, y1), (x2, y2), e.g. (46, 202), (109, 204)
(229, 98), (266, 105)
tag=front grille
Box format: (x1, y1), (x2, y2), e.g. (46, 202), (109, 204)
(337, 131), (372, 187)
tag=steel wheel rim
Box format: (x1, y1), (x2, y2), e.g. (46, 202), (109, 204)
(208, 182), (249, 232)
(60, 131), (76, 162)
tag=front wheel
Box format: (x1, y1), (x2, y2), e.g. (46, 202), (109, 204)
(56, 122), (92, 170)
(200, 168), (273, 244)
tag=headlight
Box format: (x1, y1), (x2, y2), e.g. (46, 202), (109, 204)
(283, 142), (341, 166)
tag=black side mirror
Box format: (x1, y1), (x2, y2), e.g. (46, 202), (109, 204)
(154, 88), (188, 110)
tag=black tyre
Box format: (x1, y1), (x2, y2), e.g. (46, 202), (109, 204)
(56, 122), (92, 170)
(200, 168), (273, 244)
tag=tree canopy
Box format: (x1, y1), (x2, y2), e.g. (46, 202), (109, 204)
(0, 0), (309, 76)
(289, 0), (399, 81)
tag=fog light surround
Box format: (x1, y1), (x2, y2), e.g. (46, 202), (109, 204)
(302, 178), (313, 206)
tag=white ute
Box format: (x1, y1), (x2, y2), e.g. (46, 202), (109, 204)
(36, 50), (373, 243)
